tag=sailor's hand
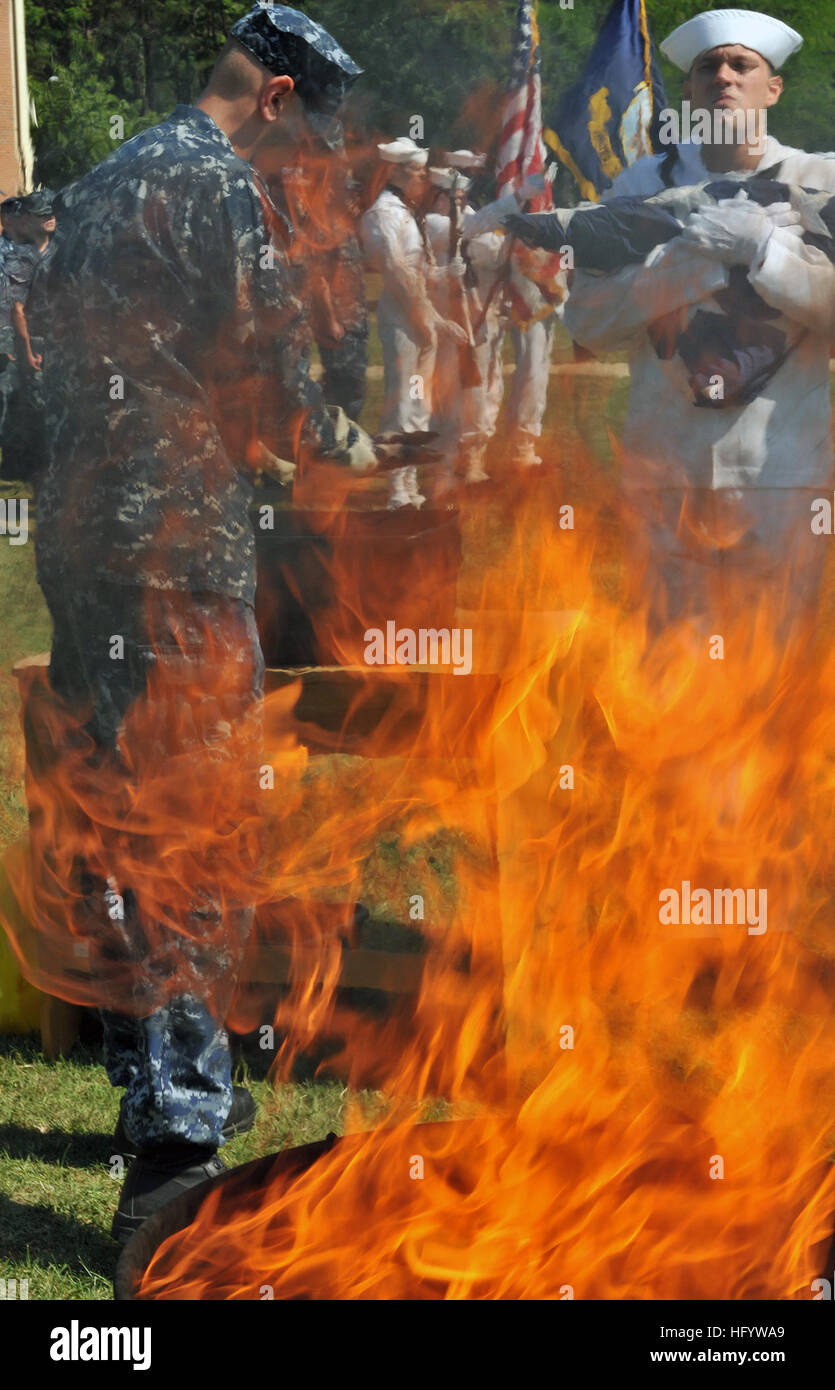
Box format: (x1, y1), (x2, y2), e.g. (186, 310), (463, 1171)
(373, 431), (443, 469)
(758, 200), (803, 229)
(517, 173), (547, 204)
(374, 439), (415, 467)
(438, 318), (469, 344)
(681, 193), (798, 267)
(256, 442), (296, 486)
(318, 408), (378, 472)
(319, 319), (346, 347)
(413, 317), (438, 351)
(427, 258), (466, 284)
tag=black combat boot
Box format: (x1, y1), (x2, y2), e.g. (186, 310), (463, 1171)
(111, 1145), (226, 1245)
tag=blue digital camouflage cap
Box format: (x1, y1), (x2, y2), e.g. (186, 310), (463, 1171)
(229, 4), (362, 137)
(19, 189), (56, 218)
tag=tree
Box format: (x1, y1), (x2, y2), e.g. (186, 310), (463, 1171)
(24, 0), (834, 187)
(29, 52), (156, 189)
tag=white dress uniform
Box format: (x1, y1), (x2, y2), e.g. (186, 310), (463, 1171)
(466, 220), (510, 465)
(506, 315), (557, 465)
(360, 142), (434, 508)
(462, 188), (563, 468)
(424, 201), (506, 484)
(443, 151), (509, 468)
(563, 11), (835, 629)
(423, 207), (458, 488)
(361, 188), (435, 436)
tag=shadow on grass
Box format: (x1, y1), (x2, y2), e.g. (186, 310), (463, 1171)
(0, 1191), (118, 1278)
(0, 1032), (103, 1065)
(0, 1123), (117, 1169)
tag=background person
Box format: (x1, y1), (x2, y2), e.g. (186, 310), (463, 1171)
(3, 190), (58, 486)
(311, 151), (370, 422)
(461, 170), (565, 471)
(360, 137), (466, 508)
(561, 7), (835, 631)
(0, 197), (26, 459)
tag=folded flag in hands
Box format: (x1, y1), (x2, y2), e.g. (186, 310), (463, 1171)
(505, 177), (835, 407)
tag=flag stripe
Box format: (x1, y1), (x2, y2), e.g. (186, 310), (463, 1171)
(496, 1), (552, 212)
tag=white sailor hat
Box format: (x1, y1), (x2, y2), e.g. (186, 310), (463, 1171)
(443, 149), (487, 170)
(428, 166), (472, 191)
(377, 137), (428, 168)
(661, 9), (802, 71)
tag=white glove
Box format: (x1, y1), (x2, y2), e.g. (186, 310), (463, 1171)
(325, 406), (378, 472)
(681, 192), (799, 267)
(518, 173), (547, 203)
(426, 263), (449, 285)
(427, 257), (466, 282)
(437, 317), (469, 344)
(461, 194), (519, 238)
(256, 441), (295, 486)
(761, 201), (803, 228)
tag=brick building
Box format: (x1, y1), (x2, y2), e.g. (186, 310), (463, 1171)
(0, 0), (33, 198)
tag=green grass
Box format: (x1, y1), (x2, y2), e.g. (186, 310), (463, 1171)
(0, 1033), (387, 1299)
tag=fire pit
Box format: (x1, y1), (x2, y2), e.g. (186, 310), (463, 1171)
(115, 1120), (500, 1301)
(114, 1134), (340, 1300)
(115, 1110), (835, 1300)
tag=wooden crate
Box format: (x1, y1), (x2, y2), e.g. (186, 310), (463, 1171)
(10, 656), (498, 1056)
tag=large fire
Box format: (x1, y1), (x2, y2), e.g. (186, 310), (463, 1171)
(2, 138), (834, 1300)
(113, 451), (834, 1300)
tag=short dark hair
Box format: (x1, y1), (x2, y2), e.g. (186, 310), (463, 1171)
(204, 37), (271, 102)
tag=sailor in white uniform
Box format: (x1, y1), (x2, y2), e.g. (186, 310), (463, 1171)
(562, 8), (835, 630)
(360, 137), (465, 508)
(422, 166), (469, 491)
(461, 171), (565, 469)
(443, 150), (508, 483)
(423, 161), (509, 488)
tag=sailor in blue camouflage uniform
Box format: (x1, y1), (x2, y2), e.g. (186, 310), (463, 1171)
(24, 4), (375, 1243)
(312, 153), (369, 421)
(3, 190), (57, 485)
(0, 197), (26, 455)
(271, 143), (368, 420)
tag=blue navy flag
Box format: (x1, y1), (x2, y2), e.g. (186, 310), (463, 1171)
(544, 0), (667, 201)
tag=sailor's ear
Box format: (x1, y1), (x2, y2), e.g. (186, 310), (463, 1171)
(682, 75), (692, 101)
(764, 73), (783, 108)
(260, 73), (295, 121)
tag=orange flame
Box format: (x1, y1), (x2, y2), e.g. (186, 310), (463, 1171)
(117, 455), (835, 1300)
(2, 138), (833, 1297)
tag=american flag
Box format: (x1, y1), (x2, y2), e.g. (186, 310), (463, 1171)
(495, 0), (564, 325)
(496, 0), (553, 214)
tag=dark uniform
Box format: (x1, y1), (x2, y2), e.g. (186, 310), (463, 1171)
(0, 208), (23, 453)
(4, 238), (51, 485)
(315, 167), (369, 421)
(274, 156), (369, 421)
(27, 56), (367, 1154)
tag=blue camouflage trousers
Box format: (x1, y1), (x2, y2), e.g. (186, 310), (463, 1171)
(41, 578), (265, 1151)
(316, 323), (369, 423)
(0, 341), (47, 486)
(0, 353), (18, 458)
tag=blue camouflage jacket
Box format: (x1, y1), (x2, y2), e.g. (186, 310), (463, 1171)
(31, 105), (361, 603)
